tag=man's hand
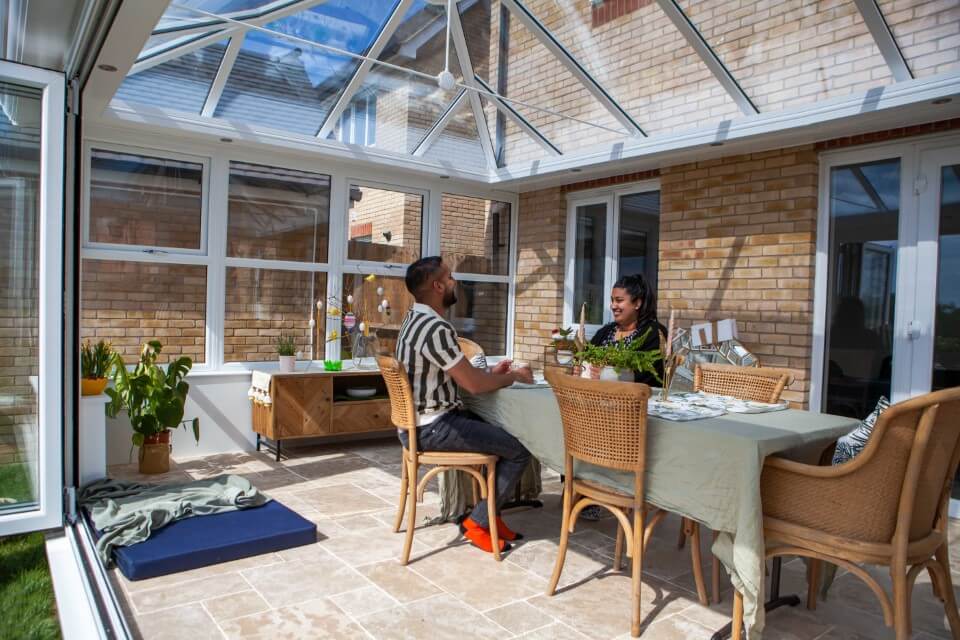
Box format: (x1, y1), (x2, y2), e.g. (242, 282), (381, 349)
(490, 359), (512, 375)
(512, 366), (534, 384)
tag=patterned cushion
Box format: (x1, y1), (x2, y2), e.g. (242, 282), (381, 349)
(832, 396), (890, 465)
(469, 352), (488, 370)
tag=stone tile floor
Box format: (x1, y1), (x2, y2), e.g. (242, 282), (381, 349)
(107, 439), (960, 639)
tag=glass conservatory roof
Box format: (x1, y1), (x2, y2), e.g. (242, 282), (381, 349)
(110, 0), (956, 175)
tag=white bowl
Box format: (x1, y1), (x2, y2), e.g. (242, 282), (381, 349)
(346, 387), (377, 398)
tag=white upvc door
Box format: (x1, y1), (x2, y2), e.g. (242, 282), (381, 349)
(0, 61), (65, 535)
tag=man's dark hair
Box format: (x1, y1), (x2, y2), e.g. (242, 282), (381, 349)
(405, 256), (445, 298)
(613, 273), (657, 324)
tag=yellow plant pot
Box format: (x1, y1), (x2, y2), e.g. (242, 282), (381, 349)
(81, 377), (108, 396)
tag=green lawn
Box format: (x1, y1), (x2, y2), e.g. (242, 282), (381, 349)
(0, 462), (34, 505)
(0, 532), (61, 640)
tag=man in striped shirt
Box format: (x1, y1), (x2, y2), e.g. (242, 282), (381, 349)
(397, 256), (532, 554)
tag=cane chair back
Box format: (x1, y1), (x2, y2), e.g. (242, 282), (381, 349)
(377, 355), (417, 434)
(694, 363), (793, 404)
(457, 337), (484, 363)
(544, 369), (651, 472)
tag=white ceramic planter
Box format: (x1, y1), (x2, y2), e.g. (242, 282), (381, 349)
(556, 349), (574, 365)
(278, 355), (296, 372)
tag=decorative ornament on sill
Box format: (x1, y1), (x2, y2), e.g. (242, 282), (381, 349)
(320, 274), (391, 369)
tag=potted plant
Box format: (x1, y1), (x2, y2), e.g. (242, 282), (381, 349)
(80, 339), (113, 396)
(550, 327), (577, 365)
(105, 340), (199, 474)
(276, 335), (297, 372)
(575, 330), (662, 383)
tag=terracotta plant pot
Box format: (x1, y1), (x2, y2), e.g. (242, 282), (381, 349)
(139, 431), (171, 474)
(81, 377), (108, 396)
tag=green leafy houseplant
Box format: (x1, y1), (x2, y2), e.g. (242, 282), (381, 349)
(276, 335), (297, 357)
(80, 339), (113, 379)
(575, 328), (663, 383)
(105, 340), (199, 449)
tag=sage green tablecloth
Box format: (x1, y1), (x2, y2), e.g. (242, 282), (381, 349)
(463, 387), (859, 639)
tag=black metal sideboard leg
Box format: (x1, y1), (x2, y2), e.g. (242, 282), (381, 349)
(256, 433), (261, 451)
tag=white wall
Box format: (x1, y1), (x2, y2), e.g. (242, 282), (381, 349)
(105, 372), (256, 466)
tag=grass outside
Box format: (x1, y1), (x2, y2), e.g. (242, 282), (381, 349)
(0, 532), (61, 640)
(0, 462), (34, 505)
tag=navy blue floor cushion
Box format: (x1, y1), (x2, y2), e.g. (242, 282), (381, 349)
(88, 500), (317, 581)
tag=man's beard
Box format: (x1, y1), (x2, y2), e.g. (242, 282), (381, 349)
(443, 288), (458, 308)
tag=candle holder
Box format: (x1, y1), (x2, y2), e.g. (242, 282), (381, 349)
(660, 352), (685, 401)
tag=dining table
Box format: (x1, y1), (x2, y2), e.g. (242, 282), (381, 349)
(462, 383), (860, 640)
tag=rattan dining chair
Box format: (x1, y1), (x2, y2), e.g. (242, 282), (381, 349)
(728, 386), (960, 640)
(544, 368), (659, 637)
(376, 355), (502, 564)
(679, 363), (795, 604)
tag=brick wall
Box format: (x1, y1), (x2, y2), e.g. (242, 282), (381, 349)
(440, 194), (511, 275)
(349, 186), (423, 264)
(513, 149), (818, 406)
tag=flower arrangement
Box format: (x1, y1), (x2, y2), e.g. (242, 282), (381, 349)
(318, 274), (392, 366)
(574, 328), (662, 382)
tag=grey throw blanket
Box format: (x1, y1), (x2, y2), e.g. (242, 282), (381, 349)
(80, 475), (270, 564)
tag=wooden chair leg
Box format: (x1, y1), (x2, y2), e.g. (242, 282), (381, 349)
(687, 520), (709, 606)
(486, 461), (501, 562)
(547, 486), (574, 595)
(891, 568), (912, 640)
(400, 458), (418, 565)
(614, 521), (625, 571)
(806, 559), (821, 610)
(731, 590), (744, 640)
(677, 517), (687, 550)
(472, 475), (482, 506)
(711, 530), (721, 604)
(630, 507), (644, 637)
(393, 453), (408, 533)
(933, 544), (960, 637)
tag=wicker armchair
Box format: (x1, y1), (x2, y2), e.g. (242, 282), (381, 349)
(544, 369), (660, 637)
(377, 355), (502, 564)
(679, 363), (795, 604)
(729, 387), (960, 640)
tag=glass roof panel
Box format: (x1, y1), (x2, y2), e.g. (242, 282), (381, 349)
(421, 99), (487, 172)
(114, 39), (228, 114)
(141, 29), (226, 58)
(877, 0), (960, 78)
(676, 0), (892, 113)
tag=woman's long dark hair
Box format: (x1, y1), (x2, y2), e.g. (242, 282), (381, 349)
(613, 273), (657, 325)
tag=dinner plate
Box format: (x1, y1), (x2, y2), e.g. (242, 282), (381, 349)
(725, 399), (789, 413)
(345, 387), (377, 398)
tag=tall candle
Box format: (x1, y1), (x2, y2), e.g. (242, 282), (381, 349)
(665, 309), (675, 357)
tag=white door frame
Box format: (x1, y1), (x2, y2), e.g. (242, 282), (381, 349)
(810, 134), (960, 412)
(0, 60), (65, 535)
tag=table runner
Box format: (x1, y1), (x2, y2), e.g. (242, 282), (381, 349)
(463, 387), (858, 639)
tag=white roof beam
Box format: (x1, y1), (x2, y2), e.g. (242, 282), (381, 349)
(500, 0), (645, 137)
(448, 5), (497, 168)
(201, 32), (244, 117)
(316, 0), (413, 139)
(853, 0), (912, 82)
(412, 89), (469, 156)
(655, 0), (758, 116)
(473, 74), (561, 156)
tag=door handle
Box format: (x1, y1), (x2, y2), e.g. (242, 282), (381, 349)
(907, 320), (922, 340)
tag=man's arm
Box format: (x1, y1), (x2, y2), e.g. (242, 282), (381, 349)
(447, 358), (533, 394)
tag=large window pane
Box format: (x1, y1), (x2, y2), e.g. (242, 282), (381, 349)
(934, 164), (960, 392)
(348, 185), (422, 264)
(89, 149), (204, 251)
(0, 82), (41, 513)
(825, 159), (900, 418)
(224, 268), (326, 363)
(341, 274), (413, 357)
(81, 260), (207, 364)
(441, 194), (511, 276)
(573, 203), (607, 326)
(227, 162), (330, 262)
(450, 281), (508, 356)
(617, 191), (659, 291)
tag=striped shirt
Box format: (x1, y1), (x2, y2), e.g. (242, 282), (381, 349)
(396, 303), (464, 426)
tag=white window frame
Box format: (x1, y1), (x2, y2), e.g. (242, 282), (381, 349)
(810, 132), (960, 412)
(563, 179), (660, 335)
(82, 142), (211, 257)
(0, 60), (65, 536)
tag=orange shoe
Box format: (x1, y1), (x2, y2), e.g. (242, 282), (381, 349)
(459, 518), (510, 553)
(495, 516), (523, 541)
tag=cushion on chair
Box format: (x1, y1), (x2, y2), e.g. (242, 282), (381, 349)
(832, 396), (890, 465)
(87, 500), (317, 581)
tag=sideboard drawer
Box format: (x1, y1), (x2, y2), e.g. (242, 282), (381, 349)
(331, 400), (393, 434)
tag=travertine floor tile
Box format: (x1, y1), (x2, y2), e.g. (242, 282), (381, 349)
(485, 600), (556, 634)
(294, 483), (392, 516)
(135, 603), (221, 640)
(329, 585), (398, 617)
(220, 597), (367, 639)
(202, 589), (270, 622)
(356, 594), (506, 639)
(130, 572), (250, 614)
(357, 560), (442, 604)
(241, 553), (367, 608)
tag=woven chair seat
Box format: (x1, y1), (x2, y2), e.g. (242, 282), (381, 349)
(416, 450), (497, 466)
(575, 478), (637, 506)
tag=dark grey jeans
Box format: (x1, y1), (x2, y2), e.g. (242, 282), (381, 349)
(399, 409), (531, 528)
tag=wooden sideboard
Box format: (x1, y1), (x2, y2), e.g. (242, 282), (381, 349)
(252, 369), (393, 459)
